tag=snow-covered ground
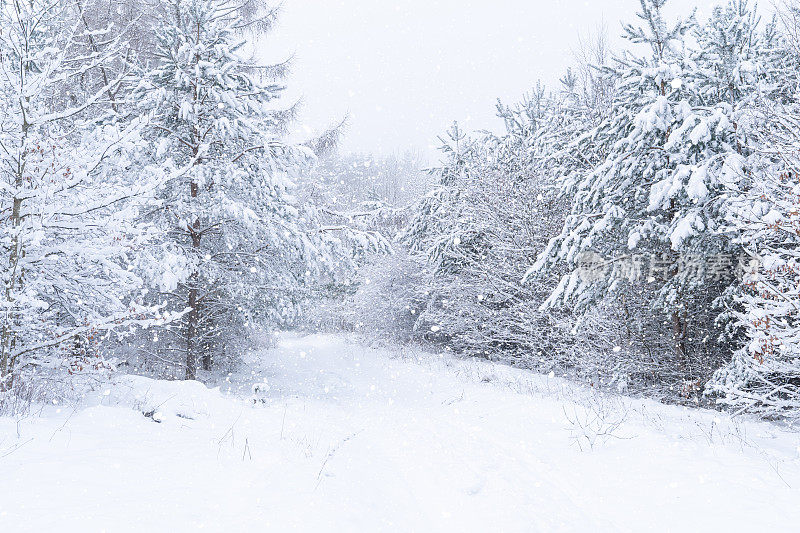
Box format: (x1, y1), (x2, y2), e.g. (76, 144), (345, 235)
(1, 333), (799, 532)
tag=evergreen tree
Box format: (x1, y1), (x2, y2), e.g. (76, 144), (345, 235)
(533, 0), (768, 388)
(134, 0), (387, 378)
(706, 4), (800, 417)
(133, 0), (322, 378)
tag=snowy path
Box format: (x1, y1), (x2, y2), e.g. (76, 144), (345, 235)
(1, 334), (800, 532)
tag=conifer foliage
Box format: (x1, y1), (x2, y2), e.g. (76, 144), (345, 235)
(133, 0), (324, 378)
(530, 0), (770, 390)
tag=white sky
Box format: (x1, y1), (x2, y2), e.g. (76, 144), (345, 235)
(262, 0), (723, 161)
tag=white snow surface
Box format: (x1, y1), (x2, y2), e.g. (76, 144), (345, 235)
(2, 333), (800, 532)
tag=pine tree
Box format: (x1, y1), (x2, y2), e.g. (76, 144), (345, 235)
(130, 0), (322, 378)
(706, 4), (800, 417)
(133, 0), (391, 378)
(707, 159), (800, 418)
(533, 0), (768, 387)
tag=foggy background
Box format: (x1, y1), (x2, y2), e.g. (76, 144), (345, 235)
(263, 0), (720, 161)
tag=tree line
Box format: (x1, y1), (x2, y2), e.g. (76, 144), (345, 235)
(5, 0), (800, 423)
(332, 0), (800, 421)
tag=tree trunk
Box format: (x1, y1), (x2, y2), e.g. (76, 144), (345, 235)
(186, 23), (207, 379)
(185, 270), (199, 380)
(0, 200), (21, 391)
(672, 308), (688, 370)
(2, 95), (29, 391)
(0, 319), (12, 392)
(185, 177), (201, 380)
(202, 341), (212, 371)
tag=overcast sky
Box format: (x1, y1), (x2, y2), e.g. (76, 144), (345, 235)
(262, 0), (722, 161)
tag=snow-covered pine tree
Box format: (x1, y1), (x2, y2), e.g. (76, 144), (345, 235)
(705, 4), (800, 418)
(707, 152), (800, 418)
(134, 0), (388, 378)
(533, 0), (768, 390)
(399, 120), (500, 283)
(131, 0), (315, 378)
(691, 0), (765, 105)
(0, 0), (171, 391)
